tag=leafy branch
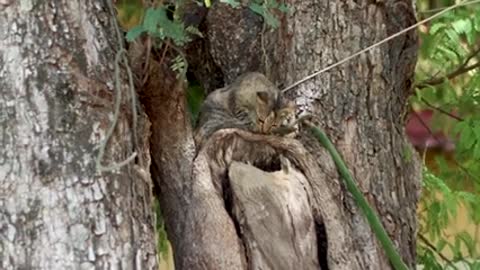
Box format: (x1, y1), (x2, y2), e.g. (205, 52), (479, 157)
(418, 233), (458, 269)
(125, 5), (202, 77)
(415, 46), (480, 89)
(420, 97), (464, 122)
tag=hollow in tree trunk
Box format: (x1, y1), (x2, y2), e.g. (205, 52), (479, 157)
(133, 1), (422, 269)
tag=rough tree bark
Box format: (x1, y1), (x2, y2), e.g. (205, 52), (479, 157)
(205, 1), (422, 268)
(0, 1), (157, 269)
(135, 0), (421, 270)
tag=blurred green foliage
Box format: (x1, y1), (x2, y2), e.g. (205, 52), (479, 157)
(115, 0), (144, 29)
(414, 1), (480, 268)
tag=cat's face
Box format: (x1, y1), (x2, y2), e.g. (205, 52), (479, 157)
(261, 111), (277, 133)
(275, 106), (296, 127)
(255, 90), (278, 132)
(261, 99), (297, 134)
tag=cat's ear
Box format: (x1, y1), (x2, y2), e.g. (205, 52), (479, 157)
(257, 91), (269, 104)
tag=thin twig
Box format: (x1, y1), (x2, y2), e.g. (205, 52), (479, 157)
(416, 59), (480, 88)
(417, 62), (480, 87)
(282, 0), (480, 93)
(459, 46), (480, 70)
(418, 6), (451, 14)
(412, 111), (444, 147)
(418, 234), (458, 269)
(159, 41), (170, 67)
(420, 98), (464, 122)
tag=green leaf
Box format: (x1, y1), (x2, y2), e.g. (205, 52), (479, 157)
(419, 33), (436, 58)
(444, 193), (457, 218)
(452, 18), (472, 35)
(141, 6), (191, 46)
(278, 3), (290, 13)
(248, 3), (279, 28)
(150, 7), (190, 45)
(420, 85), (440, 103)
(452, 237), (462, 260)
(459, 124), (475, 149)
(453, 121), (467, 135)
(417, 248), (443, 270)
(444, 28), (460, 46)
(474, 143), (480, 160)
(186, 25), (204, 38)
(164, 21), (189, 45)
(264, 10), (280, 27)
(437, 40), (461, 63)
(434, 155), (449, 175)
(171, 55), (187, 78)
(143, 8), (162, 34)
(266, 0), (279, 9)
(472, 261), (480, 270)
(455, 18), (476, 45)
(457, 231), (476, 256)
(249, 3), (265, 16)
(126, 25), (145, 42)
(474, 11), (480, 32)
(220, 0), (241, 8)
(456, 192), (478, 207)
(473, 121), (480, 139)
(435, 239), (447, 253)
(429, 22), (446, 35)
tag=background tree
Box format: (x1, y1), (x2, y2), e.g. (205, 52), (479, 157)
(0, 1), (157, 269)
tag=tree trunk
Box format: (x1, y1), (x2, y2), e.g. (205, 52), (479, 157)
(206, 1), (422, 268)
(136, 1), (421, 270)
(0, 1), (157, 269)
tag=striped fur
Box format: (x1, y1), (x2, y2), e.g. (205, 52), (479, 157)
(194, 72), (280, 149)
